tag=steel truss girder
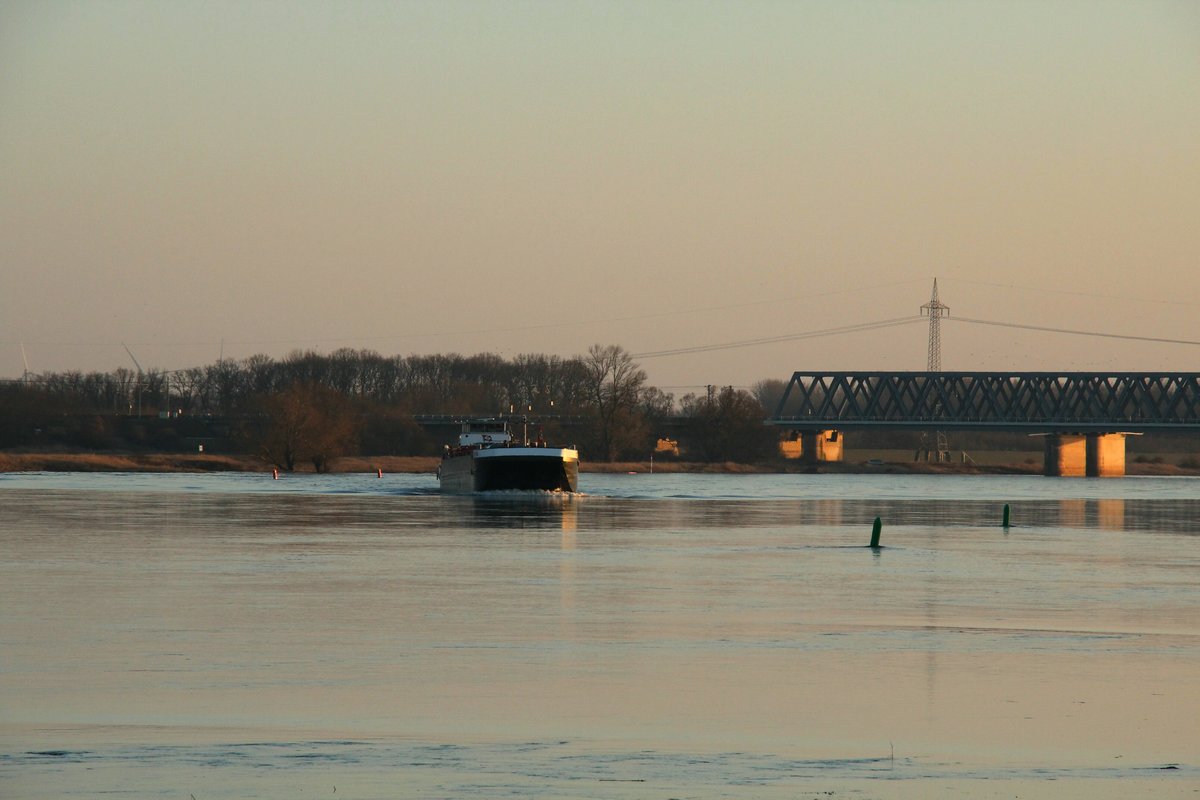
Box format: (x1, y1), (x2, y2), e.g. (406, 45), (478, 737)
(770, 372), (1200, 432)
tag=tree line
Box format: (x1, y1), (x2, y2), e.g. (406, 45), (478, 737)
(1, 345), (786, 468)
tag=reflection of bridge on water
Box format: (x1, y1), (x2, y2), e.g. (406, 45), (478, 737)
(769, 372), (1200, 477)
(444, 495), (1197, 535)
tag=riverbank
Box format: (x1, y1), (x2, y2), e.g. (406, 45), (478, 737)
(3, 451), (1197, 476)
(0, 452), (435, 474)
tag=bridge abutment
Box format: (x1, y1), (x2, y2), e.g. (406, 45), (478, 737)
(1043, 433), (1126, 477)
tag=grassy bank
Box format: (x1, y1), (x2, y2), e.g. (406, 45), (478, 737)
(0, 452), (759, 474)
(0, 452), (439, 474)
(0, 452), (263, 473)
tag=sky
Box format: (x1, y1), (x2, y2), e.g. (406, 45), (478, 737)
(2, 0), (1198, 391)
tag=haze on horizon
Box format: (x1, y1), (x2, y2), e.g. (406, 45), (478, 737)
(2, 1), (1198, 391)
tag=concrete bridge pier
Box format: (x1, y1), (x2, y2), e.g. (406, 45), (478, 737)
(780, 430), (844, 463)
(1087, 433), (1127, 477)
(803, 429), (844, 463)
(1043, 433), (1127, 477)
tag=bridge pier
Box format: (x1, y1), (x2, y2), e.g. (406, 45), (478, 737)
(770, 373), (1200, 478)
(780, 430), (844, 463)
(1043, 433), (1127, 477)
(1087, 433), (1127, 477)
(808, 429), (843, 463)
(1044, 434), (1087, 476)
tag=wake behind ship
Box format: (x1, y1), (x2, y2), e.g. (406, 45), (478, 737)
(437, 419), (579, 493)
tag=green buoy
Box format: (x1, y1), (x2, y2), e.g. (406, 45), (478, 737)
(869, 516), (882, 548)
(1002, 503), (1011, 529)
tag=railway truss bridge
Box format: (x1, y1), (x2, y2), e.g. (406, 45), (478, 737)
(769, 372), (1200, 476)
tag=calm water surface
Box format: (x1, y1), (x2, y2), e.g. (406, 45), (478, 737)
(1, 471), (1198, 798)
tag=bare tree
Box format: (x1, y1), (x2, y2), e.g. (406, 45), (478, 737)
(752, 379), (789, 417)
(242, 354), (280, 397)
(583, 344), (647, 461)
(680, 386), (777, 463)
(251, 382), (360, 472)
(175, 368), (207, 414)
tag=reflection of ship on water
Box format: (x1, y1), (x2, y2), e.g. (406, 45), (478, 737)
(465, 495), (578, 532)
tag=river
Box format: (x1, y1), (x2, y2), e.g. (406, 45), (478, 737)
(1, 471), (1197, 798)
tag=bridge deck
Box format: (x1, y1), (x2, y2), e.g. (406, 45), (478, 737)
(769, 372), (1200, 433)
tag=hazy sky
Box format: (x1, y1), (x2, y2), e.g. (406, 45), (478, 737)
(2, 0), (1198, 390)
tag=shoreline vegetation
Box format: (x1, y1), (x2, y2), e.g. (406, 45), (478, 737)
(6, 346), (1199, 477)
(2, 451), (1197, 477)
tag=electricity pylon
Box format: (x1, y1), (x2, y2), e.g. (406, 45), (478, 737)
(917, 279), (951, 462)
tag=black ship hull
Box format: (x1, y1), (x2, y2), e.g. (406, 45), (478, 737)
(438, 448), (579, 493)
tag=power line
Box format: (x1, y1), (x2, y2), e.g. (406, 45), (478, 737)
(633, 316), (925, 359)
(943, 278), (1200, 309)
(952, 316), (1200, 347)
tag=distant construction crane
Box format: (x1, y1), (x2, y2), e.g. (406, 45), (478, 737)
(917, 279), (952, 462)
(122, 342), (145, 418)
(19, 338), (32, 383)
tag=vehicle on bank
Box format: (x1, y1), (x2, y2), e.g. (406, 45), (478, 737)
(437, 419), (579, 493)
